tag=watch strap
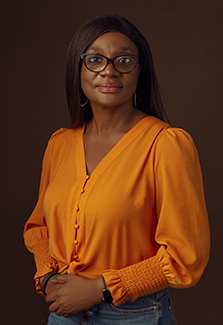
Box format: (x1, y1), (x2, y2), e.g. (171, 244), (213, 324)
(102, 276), (113, 304)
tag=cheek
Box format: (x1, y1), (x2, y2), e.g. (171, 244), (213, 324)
(125, 73), (140, 93)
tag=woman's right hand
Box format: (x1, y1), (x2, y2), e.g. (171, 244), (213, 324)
(45, 277), (64, 296)
(45, 274), (104, 317)
(39, 273), (66, 296)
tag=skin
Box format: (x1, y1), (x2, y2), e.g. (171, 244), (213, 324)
(81, 32), (146, 175)
(43, 275), (103, 317)
(43, 32), (147, 317)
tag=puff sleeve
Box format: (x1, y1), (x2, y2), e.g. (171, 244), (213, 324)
(102, 128), (210, 305)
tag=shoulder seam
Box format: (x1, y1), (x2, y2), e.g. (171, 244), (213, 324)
(163, 127), (194, 143)
(50, 128), (68, 140)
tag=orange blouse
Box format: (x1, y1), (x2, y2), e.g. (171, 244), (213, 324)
(23, 116), (210, 306)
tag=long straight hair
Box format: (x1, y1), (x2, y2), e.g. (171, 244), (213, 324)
(66, 15), (167, 128)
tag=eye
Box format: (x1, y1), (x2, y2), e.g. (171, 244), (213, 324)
(87, 55), (104, 65)
(117, 56), (132, 65)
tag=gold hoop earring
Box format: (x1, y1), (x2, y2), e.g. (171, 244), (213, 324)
(80, 99), (89, 107)
(134, 92), (137, 107)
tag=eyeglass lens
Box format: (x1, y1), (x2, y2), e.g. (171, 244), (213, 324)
(84, 54), (138, 73)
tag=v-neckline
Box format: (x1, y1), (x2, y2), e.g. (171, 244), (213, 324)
(76, 116), (157, 179)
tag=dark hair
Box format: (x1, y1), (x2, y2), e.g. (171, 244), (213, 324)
(66, 14), (167, 128)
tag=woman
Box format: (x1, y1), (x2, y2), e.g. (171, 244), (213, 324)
(23, 15), (210, 324)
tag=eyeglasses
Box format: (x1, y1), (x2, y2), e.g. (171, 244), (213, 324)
(81, 53), (139, 74)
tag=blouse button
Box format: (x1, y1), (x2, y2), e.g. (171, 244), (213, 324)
(74, 240), (78, 245)
(74, 224), (80, 229)
(86, 175), (90, 180)
(81, 189), (85, 194)
(74, 254), (78, 260)
(76, 206), (79, 212)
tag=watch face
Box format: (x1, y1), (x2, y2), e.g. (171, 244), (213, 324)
(103, 288), (113, 304)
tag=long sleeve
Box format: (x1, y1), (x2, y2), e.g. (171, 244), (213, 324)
(23, 128), (67, 293)
(102, 128), (210, 305)
(23, 119), (210, 303)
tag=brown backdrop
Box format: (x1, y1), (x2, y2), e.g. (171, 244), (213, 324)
(1, 1), (223, 324)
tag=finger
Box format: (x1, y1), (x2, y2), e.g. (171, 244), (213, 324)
(88, 310), (94, 316)
(88, 305), (98, 315)
(45, 280), (63, 296)
(82, 305), (98, 316)
(45, 290), (58, 303)
(48, 301), (59, 313)
(50, 274), (67, 284)
(55, 308), (65, 316)
(92, 306), (98, 312)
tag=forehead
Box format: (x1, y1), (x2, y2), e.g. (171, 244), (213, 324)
(86, 32), (139, 55)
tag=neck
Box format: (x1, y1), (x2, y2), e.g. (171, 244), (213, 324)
(86, 102), (138, 135)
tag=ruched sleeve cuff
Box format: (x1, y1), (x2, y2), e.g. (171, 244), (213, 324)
(32, 238), (58, 294)
(102, 255), (169, 306)
(33, 237), (56, 271)
(24, 227), (59, 294)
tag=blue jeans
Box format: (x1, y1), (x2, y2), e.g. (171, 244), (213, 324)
(47, 288), (177, 324)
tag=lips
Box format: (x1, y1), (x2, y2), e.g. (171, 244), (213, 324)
(97, 83), (123, 93)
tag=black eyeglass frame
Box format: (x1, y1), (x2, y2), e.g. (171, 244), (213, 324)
(81, 53), (139, 74)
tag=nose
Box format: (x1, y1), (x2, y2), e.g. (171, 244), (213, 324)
(99, 61), (120, 77)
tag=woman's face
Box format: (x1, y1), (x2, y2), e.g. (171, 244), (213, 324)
(80, 32), (141, 109)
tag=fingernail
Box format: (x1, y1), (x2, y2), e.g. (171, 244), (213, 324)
(49, 276), (54, 280)
(92, 306), (98, 311)
(81, 313), (85, 316)
(89, 311), (94, 316)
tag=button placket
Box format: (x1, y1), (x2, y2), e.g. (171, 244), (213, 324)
(73, 175), (90, 261)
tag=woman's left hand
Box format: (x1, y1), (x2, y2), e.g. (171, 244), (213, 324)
(45, 274), (104, 317)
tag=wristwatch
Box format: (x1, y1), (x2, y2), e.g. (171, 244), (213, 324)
(102, 277), (113, 304)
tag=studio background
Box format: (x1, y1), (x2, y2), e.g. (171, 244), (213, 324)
(1, 1), (222, 324)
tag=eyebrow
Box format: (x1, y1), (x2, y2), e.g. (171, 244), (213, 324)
(88, 47), (135, 52)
